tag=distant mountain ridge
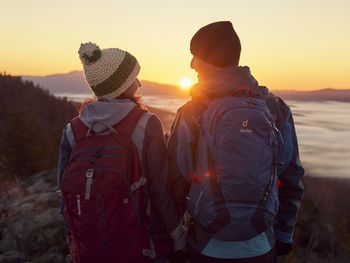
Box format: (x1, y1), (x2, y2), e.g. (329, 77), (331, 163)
(22, 71), (189, 97)
(272, 88), (350, 102)
(23, 71), (88, 94)
(22, 71), (350, 102)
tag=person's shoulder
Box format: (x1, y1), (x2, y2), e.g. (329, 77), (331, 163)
(265, 92), (294, 127)
(178, 98), (207, 117)
(267, 92), (291, 111)
(177, 100), (195, 114)
(267, 92), (286, 105)
(143, 112), (163, 132)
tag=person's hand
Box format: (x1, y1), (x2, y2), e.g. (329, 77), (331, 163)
(170, 223), (187, 251)
(168, 225), (188, 263)
(275, 240), (293, 256)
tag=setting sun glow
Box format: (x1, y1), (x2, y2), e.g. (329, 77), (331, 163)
(179, 77), (193, 90)
(1, 1), (350, 90)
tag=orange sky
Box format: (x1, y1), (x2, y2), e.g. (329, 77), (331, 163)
(1, 0), (349, 90)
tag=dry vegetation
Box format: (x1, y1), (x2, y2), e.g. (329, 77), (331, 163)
(1, 75), (349, 262)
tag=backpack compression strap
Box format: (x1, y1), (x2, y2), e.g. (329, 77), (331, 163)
(70, 106), (146, 143)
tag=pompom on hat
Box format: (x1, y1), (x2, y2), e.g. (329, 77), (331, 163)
(190, 21), (241, 68)
(78, 42), (140, 100)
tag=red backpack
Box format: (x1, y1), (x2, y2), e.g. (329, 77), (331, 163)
(61, 107), (152, 263)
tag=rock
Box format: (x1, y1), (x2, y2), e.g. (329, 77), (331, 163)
(0, 251), (29, 263)
(30, 252), (65, 263)
(0, 169), (68, 262)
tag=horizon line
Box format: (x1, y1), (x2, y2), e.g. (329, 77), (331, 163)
(3, 70), (349, 93)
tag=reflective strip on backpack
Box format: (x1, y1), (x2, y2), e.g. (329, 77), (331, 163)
(131, 112), (152, 162)
(66, 123), (76, 148)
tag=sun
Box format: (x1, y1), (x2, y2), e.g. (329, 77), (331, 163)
(179, 77), (193, 90)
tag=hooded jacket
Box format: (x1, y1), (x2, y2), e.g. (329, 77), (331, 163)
(167, 66), (304, 258)
(57, 99), (180, 235)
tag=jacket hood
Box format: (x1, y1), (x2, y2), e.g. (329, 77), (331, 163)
(79, 99), (136, 133)
(191, 66), (264, 98)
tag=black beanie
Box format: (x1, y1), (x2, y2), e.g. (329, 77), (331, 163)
(190, 21), (241, 68)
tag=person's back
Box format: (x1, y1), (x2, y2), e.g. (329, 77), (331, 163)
(57, 42), (185, 263)
(168, 21), (304, 263)
(265, 91), (305, 256)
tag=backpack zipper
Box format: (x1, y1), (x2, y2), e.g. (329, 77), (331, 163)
(84, 168), (94, 200)
(194, 190), (204, 216)
(263, 122), (279, 202)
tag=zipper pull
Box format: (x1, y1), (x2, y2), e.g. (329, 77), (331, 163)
(84, 169), (94, 200)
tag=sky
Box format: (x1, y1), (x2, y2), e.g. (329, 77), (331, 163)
(1, 0), (350, 90)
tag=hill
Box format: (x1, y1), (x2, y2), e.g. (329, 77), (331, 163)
(23, 71), (189, 97)
(0, 74), (175, 179)
(272, 88), (350, 102)
(22, 71), (350, 102)
(0, 74), (76, 179)
(139, 80), (188, 97)
(22, 71), (88, 94)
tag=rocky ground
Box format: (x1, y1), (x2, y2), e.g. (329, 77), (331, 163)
(1, 170), (350, 263)
(0, 170), (68, 263)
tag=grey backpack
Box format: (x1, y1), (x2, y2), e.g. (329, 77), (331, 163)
(187, 96), (280, 241)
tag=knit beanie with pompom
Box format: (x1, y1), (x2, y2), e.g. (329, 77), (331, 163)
(78, 42), (140, 100)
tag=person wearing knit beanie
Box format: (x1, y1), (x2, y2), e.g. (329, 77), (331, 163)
(57, 42), (187, 262)
(168, 21), (304, 263)
(78, 42), (140, 100)
(190, 21), (241, 68)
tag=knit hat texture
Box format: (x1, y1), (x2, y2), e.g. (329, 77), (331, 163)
(190, 21), (241, 68)
(78, 42), (140, 100)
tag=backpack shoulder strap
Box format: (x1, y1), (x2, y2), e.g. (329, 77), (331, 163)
(115, 106), (146, 136)
(70, 116), (89, 143)
(179, 99), (208, 172)
(265, 93), (290, 130)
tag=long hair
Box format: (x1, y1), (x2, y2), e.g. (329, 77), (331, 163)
(117, 92), (145, 108)
(78, 91), (145, 113)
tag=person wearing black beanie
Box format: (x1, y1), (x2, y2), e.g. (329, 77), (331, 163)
(190, 21), (241, 68)
(168, 21), (304, 263)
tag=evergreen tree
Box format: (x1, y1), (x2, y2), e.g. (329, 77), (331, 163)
(0, 75), (76, 179)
